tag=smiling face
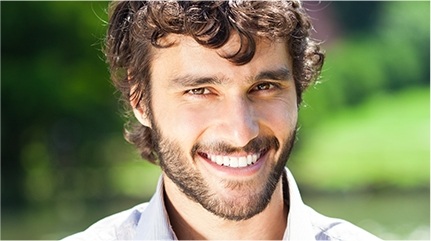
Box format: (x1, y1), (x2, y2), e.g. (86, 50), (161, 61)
(135, 34), (298, 221)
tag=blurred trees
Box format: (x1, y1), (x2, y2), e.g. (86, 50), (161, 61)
(2, 1), (117, 206)
(1, 1), (429, 239)
(292, 1), (429, 191)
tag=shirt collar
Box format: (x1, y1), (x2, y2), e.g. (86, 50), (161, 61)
(134, 175), (176, 240)
(283, 167), (316, 240)
(134, 167), (315, 240)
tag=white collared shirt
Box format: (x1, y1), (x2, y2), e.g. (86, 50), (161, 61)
(62, 168), (381, 240)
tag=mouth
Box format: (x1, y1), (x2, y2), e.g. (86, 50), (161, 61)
(199, 149), (267, 168)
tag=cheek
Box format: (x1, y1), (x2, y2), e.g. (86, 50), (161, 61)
(284, 102), (298, 128)
(153, 101), (210, 145)
(257, 96), (298, 134)
(265, 106), (297, 134)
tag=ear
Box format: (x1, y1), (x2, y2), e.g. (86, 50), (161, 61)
(132, 105), (152, 128)
(129, 73), (152, 128)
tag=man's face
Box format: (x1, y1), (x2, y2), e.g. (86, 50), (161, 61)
(143, 34), (298, 221)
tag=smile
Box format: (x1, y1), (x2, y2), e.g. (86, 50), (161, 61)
(200, 151), (265, 168)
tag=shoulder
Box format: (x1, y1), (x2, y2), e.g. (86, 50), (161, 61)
(305, 205), (382, 241)
(60, 203), (149, 241)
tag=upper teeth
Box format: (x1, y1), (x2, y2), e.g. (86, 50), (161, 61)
(207, 153), (260, 168)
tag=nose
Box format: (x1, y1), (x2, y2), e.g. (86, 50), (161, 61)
(216, 96), (259, 148)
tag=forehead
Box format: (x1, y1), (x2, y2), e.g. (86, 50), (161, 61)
(150, 34), (292, 82)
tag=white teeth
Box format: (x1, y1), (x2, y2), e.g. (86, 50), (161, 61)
(230, 157), (239, 167)
(238, 157), (247, 167)
(247, 155), (253, 165)
(223, 156), (230, 166)
(216, 156), (223, 165)
(207, 153), (260, 168)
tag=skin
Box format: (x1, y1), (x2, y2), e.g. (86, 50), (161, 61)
(133, 34), (298, 239)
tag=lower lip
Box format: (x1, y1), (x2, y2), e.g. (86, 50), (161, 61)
(198, 151), (268, 178)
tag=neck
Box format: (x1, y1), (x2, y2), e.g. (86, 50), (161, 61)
(163, 176), (288, 240)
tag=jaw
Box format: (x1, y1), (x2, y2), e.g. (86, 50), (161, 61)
(156, 125), (296, 222)
(163, 172), (287, 240)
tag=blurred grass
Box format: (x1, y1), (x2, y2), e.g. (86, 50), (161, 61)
(292, 87), (429, 191)
(302, 190), (430, 240)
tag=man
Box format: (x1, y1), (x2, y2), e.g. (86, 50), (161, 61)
(63, 1), (381, 240)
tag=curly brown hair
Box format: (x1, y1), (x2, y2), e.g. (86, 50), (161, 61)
(105, 0), (324, 164)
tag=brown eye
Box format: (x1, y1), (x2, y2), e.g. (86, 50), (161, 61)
(187, 88), (210, 95)
(253, 83), (274, 91)
(257, 83), (271, 90)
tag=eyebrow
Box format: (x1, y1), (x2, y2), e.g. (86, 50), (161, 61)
(171, 75), (223, 88)
(169, 67), (291, 88)
(254, 67), (291, 82)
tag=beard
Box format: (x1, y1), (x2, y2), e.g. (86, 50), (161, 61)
(151, 122), (297, 221)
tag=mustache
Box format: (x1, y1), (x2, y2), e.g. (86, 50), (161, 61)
(191, 136), (280, 156)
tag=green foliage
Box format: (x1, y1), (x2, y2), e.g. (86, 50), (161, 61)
(2, 1), (117, 207)
(293, 88), (430, 191)
(293, 1), (430, 191)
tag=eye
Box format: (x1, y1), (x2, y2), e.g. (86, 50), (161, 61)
(186, 87), (211, 95)
(252, 82), (277, 91)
